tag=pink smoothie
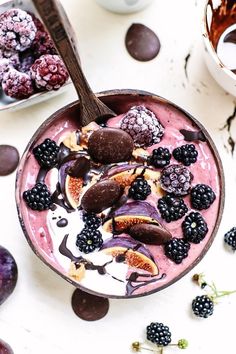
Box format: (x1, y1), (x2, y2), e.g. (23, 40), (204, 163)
(16, 95), (222, 298)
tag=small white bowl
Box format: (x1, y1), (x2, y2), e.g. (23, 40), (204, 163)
(95, 0), (154, 14)
(0, 0), (72, 111)
(202, 0), (236, 96)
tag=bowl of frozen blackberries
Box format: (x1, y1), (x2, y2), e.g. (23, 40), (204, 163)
(0, 7), (70, 110)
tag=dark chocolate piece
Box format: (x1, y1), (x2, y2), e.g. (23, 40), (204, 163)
(180, 129), (206, 142)
(129, 223), (172, 245)
(81, 180), (122, 213)
(71, 289), (109, 321)
(88, 128), (133, 164)
(223, 29), (236, 44)
(56, 218), (68, 227)
(67, 156), (90, 178)
(125, 23), (161, 62)
(0, 145), (19, 176)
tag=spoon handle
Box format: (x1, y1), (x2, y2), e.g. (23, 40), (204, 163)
(32, 0), (115, 126)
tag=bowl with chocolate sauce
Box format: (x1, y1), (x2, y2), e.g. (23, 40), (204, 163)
(202, 0), (236, 96)
(16, 89), (224, 298)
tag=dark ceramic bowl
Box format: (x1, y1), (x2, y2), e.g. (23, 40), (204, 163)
(15, 89), (225, 298)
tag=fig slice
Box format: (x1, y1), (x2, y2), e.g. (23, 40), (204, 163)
(59, 157), (84, 209)
(103, 201), (162, 233)
(101, 237), (158, 275)
(105, 164), (162, 191)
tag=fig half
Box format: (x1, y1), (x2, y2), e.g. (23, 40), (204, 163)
(0, 246), (17, 306)
(101, 237), (158, 275)
(103, 201), (161, 233)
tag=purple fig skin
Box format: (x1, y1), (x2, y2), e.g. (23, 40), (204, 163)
(112, 201), (161, 222)
(0, 246), (17, 306)
(0, 339), (14, 354)
(101, 237), (155, 261)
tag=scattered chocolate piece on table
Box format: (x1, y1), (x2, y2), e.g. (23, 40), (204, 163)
(125, 23), (161, 62)
(0, 145), (19, 176)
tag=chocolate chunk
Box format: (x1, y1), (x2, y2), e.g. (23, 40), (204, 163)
(129, 223), (172, 245)
(56, 218), (68, 227)
(180, 129), (206, 142)
(81, 180), (123, 213)
(0, 145), (19, 176)
(125, 23), (161, 62)
(88, 128), (133, 164)
(67, 156), (90, 178)
(224, 29), (236, 44)
(71, 289), (109, 321)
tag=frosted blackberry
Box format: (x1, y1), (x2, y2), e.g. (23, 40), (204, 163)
(83, 212), (101, 229)
(0, 48), (19, 68)
(160, 164), (193, 196)
(33, 138), (59, 169)
(128, 176), (151, 200)
(224, 227), (236, 251)
(120, 105), (164, 147)
(76, 227), (103, 254)
(192, 295), (214, 318)
(173, 144), (198, 166)
(146, 322), (171, 346)
(149, 147), (171, 168)
(2, 68), (34, 99)
(0, 9), (36, 52)
(30, 54), (69, 91)
(165, 237), (190, 264)
(191, 184), (216, 210)
(23, 182), (51, 211)
(158, 194), (188, 223)
(182, 212), (208, 244)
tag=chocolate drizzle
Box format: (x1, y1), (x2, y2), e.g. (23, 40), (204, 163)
(184, 52), (191, 79)
(67, 156), (91, 178)
(180, 129), (206, 142)
(56, 218), (68, 227)
(59, 234), (112, 275)
(126, 272), (166, 296)
(51, 183), (74, 212)
(36, 167), (48, 183)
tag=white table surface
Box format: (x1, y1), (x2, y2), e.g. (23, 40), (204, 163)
(0, 0), (236, 353)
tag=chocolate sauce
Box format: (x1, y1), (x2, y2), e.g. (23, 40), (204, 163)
(180, 129), (206, 142)
(126, 272), (166, 296)
(59, 234), (112, 275)
(51, 183), (74, 212)
(224, 28), (236, 44)
(56, 218), (68, 227)
(36, 167), (48, 183)
(57, 143), (71, 166)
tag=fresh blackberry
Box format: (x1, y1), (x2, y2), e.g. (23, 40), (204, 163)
(23, 182), (51, 211)
(173, 144), (198, 166)
(224, 227), (236, 251)
(149, 147), (171, 168)
(146, 322), (171, 347)
(182, 212), (208, 244)
(158, 194), (188, 223)
(190, 184), (216, 210)
(83, 212), (101, 229)
(160, 164), (193, 196)
(128, 176), (151, 200)
(76, 227), (103, 254)
(164, 237), (190, 264)
(192, 295), (214, 318)
(33, 138), (59, 169)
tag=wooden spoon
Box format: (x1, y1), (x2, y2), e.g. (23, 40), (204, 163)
(32, 0), (116, 126)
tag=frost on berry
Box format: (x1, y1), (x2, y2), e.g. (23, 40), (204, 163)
(2, 68), (34, 99)
(30, 54), (69, 91)
(0, 9), (37, 52)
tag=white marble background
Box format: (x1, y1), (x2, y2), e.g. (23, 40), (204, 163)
(0, 0), (236, 353)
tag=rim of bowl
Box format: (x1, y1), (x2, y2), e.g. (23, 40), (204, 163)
(202, 0), (236, 82)
(15, 89), (225, 299)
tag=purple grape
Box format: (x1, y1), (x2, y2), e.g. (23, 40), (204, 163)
(0, 246), (17, 305)
(0, 339), (14, 354)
